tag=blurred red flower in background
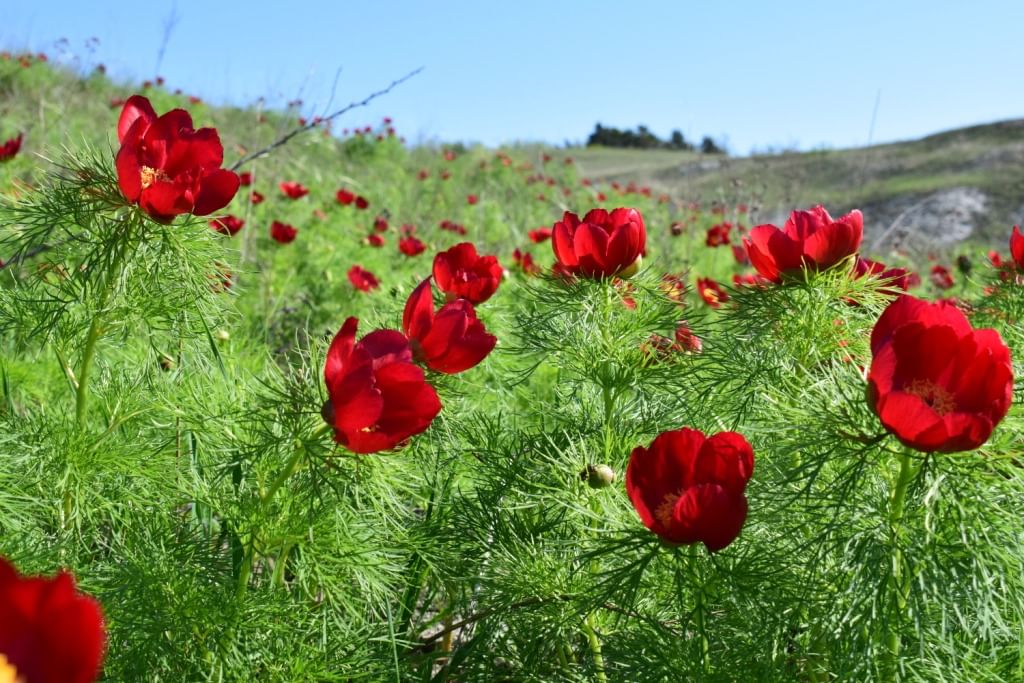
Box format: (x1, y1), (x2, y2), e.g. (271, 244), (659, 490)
(348, 265), (380, 292)
(433, 242), (503, 304)
(929, 264), (954, 290)
(399, 236), (426, 256)
(270, 221), (297, 244)
(0, 133), (23, 162)
(279, 181), (309, 199)
(1010, 225), (1024, 269)
(209, 215), (244, 236)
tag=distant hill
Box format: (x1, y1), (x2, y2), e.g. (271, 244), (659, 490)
(571, 120), (1024, 252)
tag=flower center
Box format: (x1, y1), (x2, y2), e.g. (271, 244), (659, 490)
(905, 378), (956, 416)
(654, 491), (681, 527)
(140, 165), (171, 189)
(701, 287), (719, 304)
(0, 653), (23, 683)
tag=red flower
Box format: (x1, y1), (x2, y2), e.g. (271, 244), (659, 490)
(250, 190), (265, 205)
(279, 181), (309, 199)
(336, 188), (355, 205)
(270, 221), (297, 244)
(853, 257), (914, 295)
(322, 318), (441, 453)
(551, 208), (646, 279)
(626, 428), (754, 551)
(466, 194), (479, 205)
(0, 133), (23, 162)
(929, 264), (954, 290)
(238, 171), (252, 186)
(402, 278), (497, 374)
(209, 214), (244, 236)
(674, 321), (703, 353)
(732, 244), (750, 265)
(1010, 225), (1024, 269)
(355, 196), (370, 210)
(705, 223), (731, 247)
(433, 242), (503, 304)
(512, 248), (541, 276)
(348, 265), (380, 292)
(373, 216), (389, 233)
(867, 295), (1013, 453)
(0, 556), (106, 683)
(989, 250), (1003, 268)
(743, 205), (863, 283)
(366, 234), (385, 247)
(696, 278), (728, 308)
(528, 227), (552, 243)
(115, 95), (239, 223)
(417, 169), (430, 181)
(399, 236), (426, 256)
(660, 273), (687, 305)
(732, 273), (770, 288)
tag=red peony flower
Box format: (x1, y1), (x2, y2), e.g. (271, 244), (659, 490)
(466, 194), (479, 205)
(115, 95), (240, 223)
(512, 248), (541, 276)
(1010, 225), (1024, 269)
(743, 205), (863, 283)
(674, 321), (703, 353)
(626, 428), (754, 551)
(732, 244), (750, 265)
(238, 171), (252, 187)
(250, 190), (265, 205)
(373, 216), (389, 233)
(696, 277), (728, 308)
(355, 196), (370, 210)
(551, 208), (646, 279)
(336, 188), (355, 205)
(366, 234), (385, 247)
(528, 227), (552, 243)
(399, 236), (426, 256)
(705, 223), (731, 247)
(209, 214), (244, 236)
(929, 264), (954, 290)
(402, 278), (497, 374)
(433, 242), (503, 304)
(867, 295), (1013, 453)
(989, 250), (1004, 268)
(348, 265), (380, 292)
(0, 556), (106, 683)
(0, 133), (23, 162)
(279, 181), (309, 199)
(270, 221), (297, 244)
(853, 257), (914, 295)
(322, 318), (441, 453)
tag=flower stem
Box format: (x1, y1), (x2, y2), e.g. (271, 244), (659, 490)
(236, 424), (330, 599)
(881, 449), (918, 680)
(582, 612), (608, 683)
(75, 243), (129, 428)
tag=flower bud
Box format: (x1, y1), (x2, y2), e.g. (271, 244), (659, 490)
(214, 329), (230, 342)
(580, 464), (616, 489)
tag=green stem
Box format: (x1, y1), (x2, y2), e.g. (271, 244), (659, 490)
(236, 424), (329, 598)
(881, 450), (918, 680)
(75, 243), (129, 428)
(582, 612), (608, 683)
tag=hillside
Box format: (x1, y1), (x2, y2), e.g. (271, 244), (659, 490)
(571, 120), (1024, 252)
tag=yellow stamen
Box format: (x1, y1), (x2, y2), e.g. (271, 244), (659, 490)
(140, 165), (171, 189)
(0, 653), (24, 683)
(654, 491), (682, 527)
(905, 378), (956, 416)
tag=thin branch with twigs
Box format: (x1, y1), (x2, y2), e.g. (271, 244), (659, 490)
(228, 66), (423, 172)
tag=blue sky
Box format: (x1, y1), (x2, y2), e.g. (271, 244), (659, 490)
(3, 1), (1023, 154)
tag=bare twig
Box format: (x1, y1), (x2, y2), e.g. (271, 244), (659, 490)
(228, 66), (424, 172)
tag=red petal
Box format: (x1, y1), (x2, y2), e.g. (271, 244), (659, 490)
(117, 94), (156, 143)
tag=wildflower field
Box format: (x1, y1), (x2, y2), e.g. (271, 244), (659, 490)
(1, 55), (1023, 682)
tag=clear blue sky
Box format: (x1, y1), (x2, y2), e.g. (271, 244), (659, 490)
(3, 1), (1022, 154)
